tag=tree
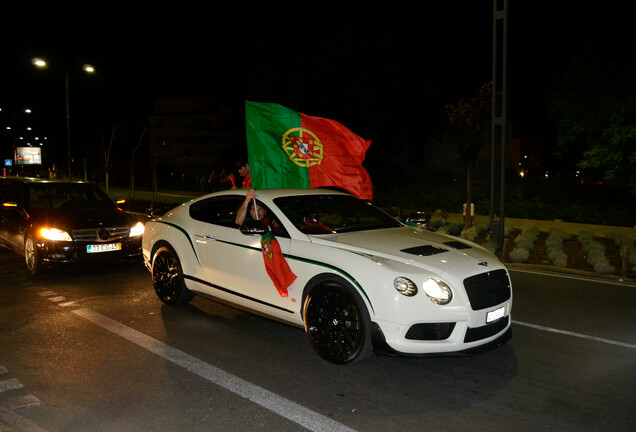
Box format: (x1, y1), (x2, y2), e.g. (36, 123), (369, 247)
(129, 126), (147, 200)
(445, 83), (492, 228)
(549, 49), (636, 194)
(103, 125), (115, 193)
(579, 98), (636, 192)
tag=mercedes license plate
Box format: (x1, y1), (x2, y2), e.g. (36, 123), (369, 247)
(87, 243), (121, 253)
(486, 306), (505, 323)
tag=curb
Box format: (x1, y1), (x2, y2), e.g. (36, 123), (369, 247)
(504, 262), (636, 284)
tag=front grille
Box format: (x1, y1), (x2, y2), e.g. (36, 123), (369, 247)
(464, 315), (509, 342)
(72, 226), (130, 242)
(405, 322), (456, 340)
(463, 269), (511, 311)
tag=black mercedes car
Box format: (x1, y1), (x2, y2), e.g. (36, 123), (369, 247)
(0, 177), (144, 274)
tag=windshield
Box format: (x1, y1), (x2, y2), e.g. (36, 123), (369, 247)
(26, 183), (117, 211)
(274, 194), (402, 234)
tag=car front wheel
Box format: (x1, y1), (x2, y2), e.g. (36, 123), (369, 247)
(151, 246), (194, 305)
(24, 234), (42, 275)
(303, 281), (372, 364)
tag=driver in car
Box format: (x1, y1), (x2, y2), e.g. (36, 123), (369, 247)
(235, 189), (282, 234)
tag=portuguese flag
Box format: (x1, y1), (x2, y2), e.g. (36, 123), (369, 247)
(245, 101), (373, 200)
(260, 231), (296, 297)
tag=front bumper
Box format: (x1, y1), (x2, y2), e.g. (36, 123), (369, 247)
(371, 318), (512, 357)
(37, 237), (143, 265)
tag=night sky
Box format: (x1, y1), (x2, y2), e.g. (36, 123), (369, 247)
(2, 1), (634, 178)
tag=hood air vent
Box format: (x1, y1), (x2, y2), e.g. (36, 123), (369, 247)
(401, 245), (448, 256)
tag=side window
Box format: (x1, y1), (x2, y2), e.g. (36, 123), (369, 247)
(27, 186), (51, 209)
(189, 196), (245, 227)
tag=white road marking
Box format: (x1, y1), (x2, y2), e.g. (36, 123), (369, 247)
(512, 320), (636, 349)
(72, 308), (356, 432)
(0, 406), (49, 432)
(58, 301), (79, 307)
(508, 267), (636, 287)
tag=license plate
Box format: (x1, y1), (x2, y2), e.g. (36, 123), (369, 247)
(87, 243), (121, 253)
(486, 306), (505, 323)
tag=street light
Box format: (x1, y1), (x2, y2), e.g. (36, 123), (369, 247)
(32, 57), (95, 179)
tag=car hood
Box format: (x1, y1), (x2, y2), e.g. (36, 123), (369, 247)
(310, 227), (500, 274)
(29, 207), (134, 231)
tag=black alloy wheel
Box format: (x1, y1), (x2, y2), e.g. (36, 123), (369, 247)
(303, 282), (372, 364)
(151, 246), (194, 305)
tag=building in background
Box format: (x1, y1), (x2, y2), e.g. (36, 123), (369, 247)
(148, 95), (243, 193)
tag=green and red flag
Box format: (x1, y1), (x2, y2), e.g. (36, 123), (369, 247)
(260, 231), (296, 297)
(245, 101), (373, 200)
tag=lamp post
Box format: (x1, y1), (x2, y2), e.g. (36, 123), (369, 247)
(33, 58), (95, 179)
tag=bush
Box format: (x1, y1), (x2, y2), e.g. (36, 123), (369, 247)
(577, 230), (615, 274)
(545, 228), (570, 267)
(475, 222), (490, 234)
(460, 226), (478, 242)
(547, 248), (568, 267)
(514, 224), (539, 251)
(509, 247), (530, 263)
(593, 259), (615, 274)
(436, 225), (449, 235)
(577, 231), (595, 245)
(427, 217), (446, 231)
(481, 238), (498, 254)
(447, 222), (464, 236)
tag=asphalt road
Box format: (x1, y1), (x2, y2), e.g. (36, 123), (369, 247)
(0, 250), (635, 432)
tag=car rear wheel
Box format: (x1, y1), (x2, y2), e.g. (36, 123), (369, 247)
(151, 246), (194, 305)
(303, 281), (373, 364)
(24, 234), (42, 275)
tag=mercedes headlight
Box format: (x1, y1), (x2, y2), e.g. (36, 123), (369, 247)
(422, 278), (453, 305)
(129, 221), (145, 237)
(394, 277), (417, 296)
(40, 227), (72, 242)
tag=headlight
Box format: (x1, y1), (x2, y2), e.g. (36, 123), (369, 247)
(40, 228), (72, 242)
(129, 221), (145, 237)
(394, 277), (417, 296)
(422, 278), (453, 305)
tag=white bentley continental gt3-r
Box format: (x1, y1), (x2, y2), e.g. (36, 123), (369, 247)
(142, 188), (512, 364)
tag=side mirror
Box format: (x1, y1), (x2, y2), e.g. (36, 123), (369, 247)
(239, 220), (268, 235)
(115, 199), (128, 210)
(2, 201), (28, 217)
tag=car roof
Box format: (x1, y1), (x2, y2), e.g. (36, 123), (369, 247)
(0, 177), (91, 185)
(203, 188), (351, 200)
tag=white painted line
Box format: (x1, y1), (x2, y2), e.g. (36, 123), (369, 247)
(37, 291), (57, 297)
(6, 394), (42, 410)
(512, 320), (636, 349)
(0, 406), (49, 432)
(58, 301), (78, 307)
(72, 308), (356, 432)
(47, 296), (66, 303)
(507, 267), (636, 287)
